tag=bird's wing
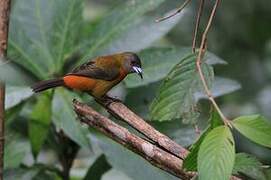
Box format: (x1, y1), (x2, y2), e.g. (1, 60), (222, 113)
(67, 61), (119, 81)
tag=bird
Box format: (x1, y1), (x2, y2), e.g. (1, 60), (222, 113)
(31, 52), (143, 103)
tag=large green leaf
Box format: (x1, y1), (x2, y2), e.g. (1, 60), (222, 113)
(232, 115), (271, 148)
(0, 61), (34, 85)
(125, 47), (226, 88)
(8, 0), (83, 78)
(29, 92), (52, 158)
(233, 153), (266, 180)
(125, 48), (190, 88)
(52, 88), (90, 148)
(125, 82), (159, 119)
(4, 134), (30, 169)
(102, 169), (133, 180)
(96, 135), (178, 180)
(198, 126), (235, 180)
(4, 168), (39, 180)
(194, 77), (241, 100)
(183, 110), (223, 171)
(4, 166), (60, 180)
(209, 108), (224, 128)
(152, 119), (197, 147)
(102, 14), (183, 54)
(183, 128), (210, 171)
(83, 154), (111, 180)
(150, 53), (214, 121)
(50, 0), (83, 72)
(78, 0), (165, 64)
(5, 86), (33, 109)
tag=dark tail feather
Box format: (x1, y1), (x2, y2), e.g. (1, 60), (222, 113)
(31, 78), (64, 93)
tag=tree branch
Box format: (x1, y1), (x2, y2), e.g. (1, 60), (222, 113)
(156, 0), (192, 22)
(99, 101), (189, 159)
(73, 100), (194, 179)
(0, 0), (10, 58)
(0, 85), (4, 179)
(73, 100), (242, 179)
(0, 0), (11, 179)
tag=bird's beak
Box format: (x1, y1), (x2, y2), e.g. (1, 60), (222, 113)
(132, 66), (143, 79)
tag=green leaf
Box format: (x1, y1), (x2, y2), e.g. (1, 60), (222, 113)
(83, 154), (111, 180)
(8, 0), (83, 78)
(4, 168), (39, 180)
(233, 153), (266, 180)
(232, 114), (271, 148)
(102, 169), (133, 180)
(4, 166), (60, 180)
(210, 108), (224, 128)
(5, 86), (33, 109)
(183, 109), (223, 171)
(125, 48), (226, 88)
(204, 51), (227, 65)
(29, 92), (52, 158)
(125, 82), (159, 119)
(0, 61), (34, 85)
(79, 0), (165, 64)
(5, 104), (24, 127)
(52, 88), (90, 148)
(198, 126), (235, 180)
(152, 119), (197, 147)
(183, 128), (210, 171)
(150, 53), (214, 121)
(4, 135), (30, 169)
(96, 135), (178, 180)
(125, 48), (190, 88)
(50, 0), (83, 71)
(194, 77), (241, 100)
(102, 14), (183, 54)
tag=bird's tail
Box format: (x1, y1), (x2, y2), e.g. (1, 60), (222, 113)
(31, 78), (64, 93)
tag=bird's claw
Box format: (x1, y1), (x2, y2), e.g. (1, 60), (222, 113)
(97, 95), (122, 107)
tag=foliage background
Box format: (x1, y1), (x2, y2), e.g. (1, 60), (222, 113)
(1, 0), (271, 179)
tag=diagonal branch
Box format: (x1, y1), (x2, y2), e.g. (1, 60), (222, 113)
(73, 100), (194, 179)
(73, 100), (242, 180)
(100, 101), (189, 159)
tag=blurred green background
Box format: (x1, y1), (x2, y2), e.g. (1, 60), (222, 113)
(2, 0), (271, 179)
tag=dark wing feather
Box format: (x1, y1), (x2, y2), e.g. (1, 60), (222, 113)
(67, 61), (119, 81)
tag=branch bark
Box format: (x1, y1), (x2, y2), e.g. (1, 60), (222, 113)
(73, 100), (194, 179)
(0, 0), (11, 179)
(0, 0), (10, 58)
(73, 100), (242, 180)
(103, 102), (189, 159)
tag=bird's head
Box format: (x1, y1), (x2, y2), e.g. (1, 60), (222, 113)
(120, 52), (143, 79)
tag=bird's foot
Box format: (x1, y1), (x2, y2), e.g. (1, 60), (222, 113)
(96, 95), (122, 107)
(105, 95), (122, 103)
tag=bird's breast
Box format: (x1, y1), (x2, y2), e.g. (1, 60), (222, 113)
(92, 68), (128, 97)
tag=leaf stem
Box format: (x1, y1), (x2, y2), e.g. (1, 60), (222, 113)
(156, 0), (192, 22)
(195, 0), (232, 127)
(192, 0), (205, 53)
